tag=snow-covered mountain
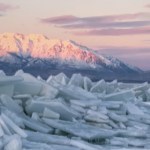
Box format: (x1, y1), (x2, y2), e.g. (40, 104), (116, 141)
(0, 33), (142, 79)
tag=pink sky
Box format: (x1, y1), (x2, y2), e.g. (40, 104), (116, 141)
(0, 0), (150, 70)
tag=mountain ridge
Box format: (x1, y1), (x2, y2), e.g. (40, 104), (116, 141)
(0, 32), (143, 79)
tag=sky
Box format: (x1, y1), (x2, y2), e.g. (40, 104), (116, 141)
(0, 0), (150, 70)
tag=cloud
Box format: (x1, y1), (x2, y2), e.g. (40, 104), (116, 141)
(41, 15), (78, 24)
(145, 4), (150, 8)
(74, 27), (150, 36)
(40, 13), (150, 27)
(40, 13), (150, 36)
(61, 20), (150, 29)
(0, 3), (19, 12)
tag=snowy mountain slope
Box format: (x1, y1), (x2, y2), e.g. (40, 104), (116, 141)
(0, 33), (142, 78)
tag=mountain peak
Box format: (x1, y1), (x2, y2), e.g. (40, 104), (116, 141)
(0, 32), (142, 74)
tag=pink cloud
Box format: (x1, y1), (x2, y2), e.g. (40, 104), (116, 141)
(0, 3), (19, 12)
(74, 27), (150, 36)
(40, 13), (150, 37)
(40, 13), (150, 25)
(145, 4), (150, 8)
(41, 15), (78, 24)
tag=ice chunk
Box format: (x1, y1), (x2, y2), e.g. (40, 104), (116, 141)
(70, 99), (101, 108)
(0, 124), (4, 137)
(90, 79), (106, 93)
(54, 72), (69, 85)
(0, 76), (23, 96)
(2, 109), (24, 128)
(26, 99), (80, 121)
(43, 108), (60, 119)
(1, 113), (27, 138)
(43, 119), (115, 140)
(14, 81), (42, 96)
(4, 134), (22, 150)
(70, 139), (101, 150)
(15, 71), (58, 98)
(39, 83), (58, 98)
(0, 117), (12, 135)
(26, 130), (71, 145)
(146, 88), (150, 101)
(87, 110), (109, 120)
(20, 114), (53, 133)
(104, 90), (135, 101)
(59, 85), (97, 100)
(0, 95), (23, 113)
(84, 115), (109, 123)
(83, 77), (92, 91)
(0, 76), (23, 85)
(132, 82), (149, 91)
(71, 104), (86, 114)
(108, 112), (128, 123)
(106, 80), (118, 94)
(125, 102), (144, 115)
(68, 74), (84, 87)
(0, 70), (5, 76)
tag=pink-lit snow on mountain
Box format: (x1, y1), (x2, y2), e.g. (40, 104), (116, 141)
(0, 33), (141, 71)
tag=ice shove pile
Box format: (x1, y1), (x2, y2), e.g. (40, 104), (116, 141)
(0, 70), (150, 150)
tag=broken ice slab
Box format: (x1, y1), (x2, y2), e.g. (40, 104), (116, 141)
(0, 76), (23, 96)
(15, 70), (58, 98)
(25, 130), (71, 145)
(125, 102), (144, 115)
(106, 80), (118, 94)
(4, 134), (22, 150)
(1, 113), (27, 138)
(0, 70), (5, 76)
(14, 81), (42, 96)
(0, 76), (23, 85)
(108, 112), (128, 123)
(54, 72), (69, 85)
(43, 118), (115, 140)
(24, 132), (100, 150)
(70, 139), (102, 150)
(146, 88), (150, 101)
(23, 139), (81, 150)
(109, 137), (148, 147)
(117, 128), (147, 138)
(88, 122), (112, 130)
(0, 116), (12, 135)
(19, 113), (54, 133)
(70, 104), (86, 114)
(84, 115), (109, 123)
(42, 107), (60, 119)
(2, 108), (24, 128)
(26, 99), (80, 121)
(83, 76), (93, 91)
(127, 120), (149, 130)
(86, 110), (109, 120)
(13, 94), (32, 99)
(0, 124), (4, 137)
(68, 74), (84, 88)
(132, 82), (149, 92)
(58, 85), (97, 100)
(103, 90), (135, 101)
(70, 99), (101, 108)
(0, 95), (23, 113)
(39, 83), (59, 98)
(90, 79), (106, 93)
(98, 101), (123, 109)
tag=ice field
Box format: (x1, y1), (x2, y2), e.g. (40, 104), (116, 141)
(0, 70), (150, 149)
